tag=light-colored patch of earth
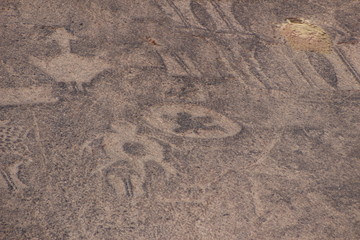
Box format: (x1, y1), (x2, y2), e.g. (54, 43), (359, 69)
(280, 18), (332, 53)
(0, 86), (58, 106)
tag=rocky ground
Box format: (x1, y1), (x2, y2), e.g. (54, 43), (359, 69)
(1, 0), (360, 239)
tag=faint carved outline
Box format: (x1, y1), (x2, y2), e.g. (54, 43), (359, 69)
(334, 47), (360, 85)
(189, 0), (217, 31)
(0, 120), (33, 192)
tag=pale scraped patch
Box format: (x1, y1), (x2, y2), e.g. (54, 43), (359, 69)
(30, 54), (110, 88)
(0, 86), (58, 106)
(280, 19), (332, 53)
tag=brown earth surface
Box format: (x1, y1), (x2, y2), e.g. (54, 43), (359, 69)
(1, 0), (360, 239)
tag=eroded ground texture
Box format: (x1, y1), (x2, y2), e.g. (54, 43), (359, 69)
(1, 0), (360, 239)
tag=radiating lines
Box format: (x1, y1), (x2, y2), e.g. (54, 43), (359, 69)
(334, 47), (360, 85)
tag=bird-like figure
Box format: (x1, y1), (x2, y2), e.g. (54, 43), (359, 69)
(30, 28), (110, 93)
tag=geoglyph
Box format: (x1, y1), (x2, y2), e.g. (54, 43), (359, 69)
(83, 121), (177, 198)
(30, 28), (110, 92)
(144, 103), (242, 139)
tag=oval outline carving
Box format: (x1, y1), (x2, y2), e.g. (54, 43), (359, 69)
(144, 104), (242, 139)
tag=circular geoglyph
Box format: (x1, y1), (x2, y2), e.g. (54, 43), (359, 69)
(144, 104), (242, 139)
